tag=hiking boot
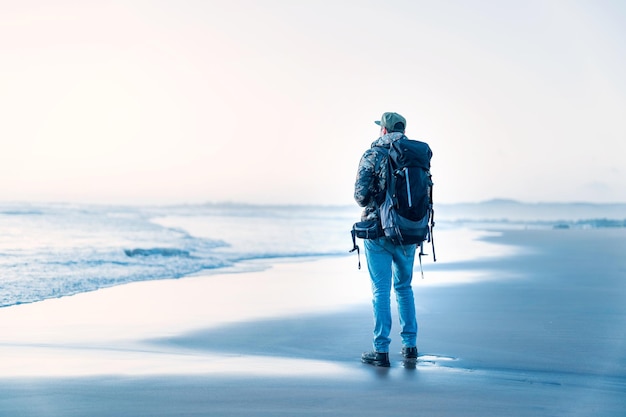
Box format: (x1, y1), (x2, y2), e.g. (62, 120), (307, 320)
(361, 351), (390, 367)
(402, 346), (418, 359)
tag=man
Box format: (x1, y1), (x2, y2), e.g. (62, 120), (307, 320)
(354, 112), (419, 367)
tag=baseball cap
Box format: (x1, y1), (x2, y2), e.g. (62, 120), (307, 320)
(374, 112), (406, 132)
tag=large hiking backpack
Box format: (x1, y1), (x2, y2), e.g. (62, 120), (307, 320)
(350, 136), (436, 273)
(379, 137), (436, 272)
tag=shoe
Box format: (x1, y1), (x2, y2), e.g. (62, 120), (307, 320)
(361, 351), (390, 367)
(402, 346), (418, 359)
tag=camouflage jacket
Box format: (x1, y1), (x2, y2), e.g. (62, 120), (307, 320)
(354, 132), (404, 222)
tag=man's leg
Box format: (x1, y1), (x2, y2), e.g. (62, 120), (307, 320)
(392, 243), (418, 349)
(364, 238), (393, 353)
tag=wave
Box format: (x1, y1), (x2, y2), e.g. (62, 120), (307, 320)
(0, 209), (44, 216)
(442, 217), (626, 230)
(436, 200), (626, 223)
(124, 248), (191, 257)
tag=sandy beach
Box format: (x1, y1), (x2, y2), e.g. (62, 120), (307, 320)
(1, 228), (625, 416)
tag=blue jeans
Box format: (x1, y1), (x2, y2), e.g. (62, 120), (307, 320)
(364, 237), (418, 352)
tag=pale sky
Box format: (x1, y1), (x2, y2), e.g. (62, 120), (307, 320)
(1, 0), (625, 205)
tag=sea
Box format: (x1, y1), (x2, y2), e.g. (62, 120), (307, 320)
(1, 200), (625, 308)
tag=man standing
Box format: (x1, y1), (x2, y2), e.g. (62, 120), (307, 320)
(354, 112), (420, 367)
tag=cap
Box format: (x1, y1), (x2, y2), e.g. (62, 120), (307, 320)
(374, 112), (406, 133)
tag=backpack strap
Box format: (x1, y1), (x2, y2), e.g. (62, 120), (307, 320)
(418, 174), (436, 278)
(349, 229), (361, 269)
(430, 209), (437, 263)
(428, 174), (437, 262)
(418, 242), (425, 279)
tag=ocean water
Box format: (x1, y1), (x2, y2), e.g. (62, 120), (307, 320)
(0, 203), (361, 307)
(1, 201), (624, 308)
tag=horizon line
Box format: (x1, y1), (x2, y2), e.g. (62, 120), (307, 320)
(2, 198), (626, 208)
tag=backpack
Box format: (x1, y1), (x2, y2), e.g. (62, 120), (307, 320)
(379, 137), (434, 248)
(351, 136), (436, 275)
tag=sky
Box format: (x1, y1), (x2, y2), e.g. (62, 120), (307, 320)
(1, 0), (625, 205)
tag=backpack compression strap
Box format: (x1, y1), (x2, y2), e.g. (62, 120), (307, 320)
(429, 177), (437, 263)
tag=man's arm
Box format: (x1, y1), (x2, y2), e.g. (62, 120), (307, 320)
(354, 148), (379, 208)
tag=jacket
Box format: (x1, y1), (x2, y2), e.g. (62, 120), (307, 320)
(354, 132), (404, 222)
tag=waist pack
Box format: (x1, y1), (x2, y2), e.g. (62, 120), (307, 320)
(352, 220), (382, 240)
(349, 220), (381, 269)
